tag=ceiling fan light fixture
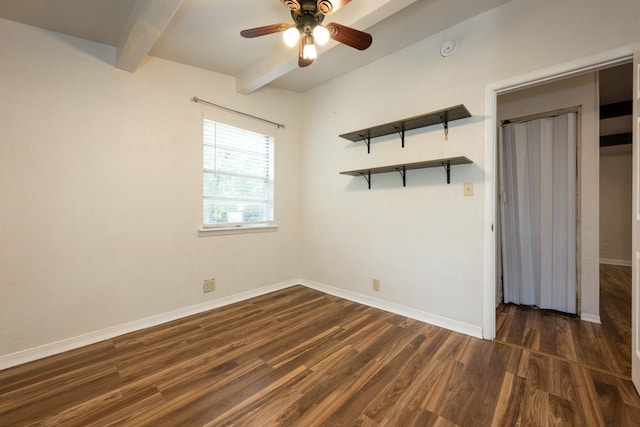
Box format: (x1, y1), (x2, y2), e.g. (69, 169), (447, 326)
(302, 38), (317, 60)
(313, 25), (330, 45)
(240, 0), (372, 68)
(283, 26), (300, 47)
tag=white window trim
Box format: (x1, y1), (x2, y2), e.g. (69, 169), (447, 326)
(198, 224), (278, 236)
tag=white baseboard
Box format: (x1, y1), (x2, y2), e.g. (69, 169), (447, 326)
(300, 279), (483, 339)
(600, 258), (632, 267)
(580, 313), (602, 324)
(1, 278), (485, 371)
(0, 280), (298, 371)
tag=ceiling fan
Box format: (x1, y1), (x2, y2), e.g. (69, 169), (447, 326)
(240, 0), (373, 67)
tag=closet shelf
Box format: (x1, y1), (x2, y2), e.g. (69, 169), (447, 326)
(339, 104), (471, 153)
(340, 156), (472, 189)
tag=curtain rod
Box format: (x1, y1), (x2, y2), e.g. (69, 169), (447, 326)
(192, 96), (285, 129)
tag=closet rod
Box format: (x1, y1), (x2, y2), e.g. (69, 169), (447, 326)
(192, 96), (285, 129)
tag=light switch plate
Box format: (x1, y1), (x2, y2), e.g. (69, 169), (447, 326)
(464, 182), (473, 197)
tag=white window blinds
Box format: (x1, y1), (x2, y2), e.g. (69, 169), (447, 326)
(203, 119), (274, 227)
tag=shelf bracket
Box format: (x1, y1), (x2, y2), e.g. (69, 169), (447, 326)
(440, 115), (449, 140)
(393, 126), (406, 148)
(359, 170), (372, 189)
(358, 134), (371, 154)
(441, 160), (451, 184)
(395, 166), (407, 187)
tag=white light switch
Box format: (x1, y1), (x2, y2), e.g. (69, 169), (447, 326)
(464, 182), (473, 197)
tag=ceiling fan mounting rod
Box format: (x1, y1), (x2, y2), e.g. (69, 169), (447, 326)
(300, 0), (324, 12)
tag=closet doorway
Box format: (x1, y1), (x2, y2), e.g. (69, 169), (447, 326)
(498, 110), (578, 314)
(492, 63), (635, 380)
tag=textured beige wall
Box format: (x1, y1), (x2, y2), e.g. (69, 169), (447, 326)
(301, 0), (640, 330)
(0, 18), (303, 358)
(600, 149), (632, 265)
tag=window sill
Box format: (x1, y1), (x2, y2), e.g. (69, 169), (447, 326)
(198, 224), (279, 236)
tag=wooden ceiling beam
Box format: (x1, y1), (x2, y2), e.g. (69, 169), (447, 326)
(116, 0), (183, 73)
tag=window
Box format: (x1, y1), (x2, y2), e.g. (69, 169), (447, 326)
(203, 119), (274, 229)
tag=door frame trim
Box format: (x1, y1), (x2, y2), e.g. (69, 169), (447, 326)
(482, 46), (637, 339)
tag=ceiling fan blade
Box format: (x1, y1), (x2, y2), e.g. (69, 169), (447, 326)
(317, 0), (351, 15)
(299, 56), (314, 67)
(298, 41), (313, 67)
(240, 23), (290, 38)
(326, 22), (372, 50)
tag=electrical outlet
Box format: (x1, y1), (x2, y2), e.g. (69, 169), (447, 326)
(372, 278), (380, 291)
(464, 182), (473, 197)
(203, 278), (216, 293)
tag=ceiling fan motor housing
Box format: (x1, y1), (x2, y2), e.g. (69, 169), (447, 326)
(292, 2), (326, 33)
(294, 0), (331, 14)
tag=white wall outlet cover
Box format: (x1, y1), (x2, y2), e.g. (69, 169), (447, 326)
(440, 40), (457, 57)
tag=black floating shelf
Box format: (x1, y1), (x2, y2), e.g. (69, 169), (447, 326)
(340, 156), (472, 189)
(339, 104), (471, 153)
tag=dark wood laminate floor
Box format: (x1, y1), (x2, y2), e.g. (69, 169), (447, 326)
(1, 266), (639, 426)
(496, 264), (632, 378)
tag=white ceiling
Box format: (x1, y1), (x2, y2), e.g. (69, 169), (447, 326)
(0, 0), (511, 93)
